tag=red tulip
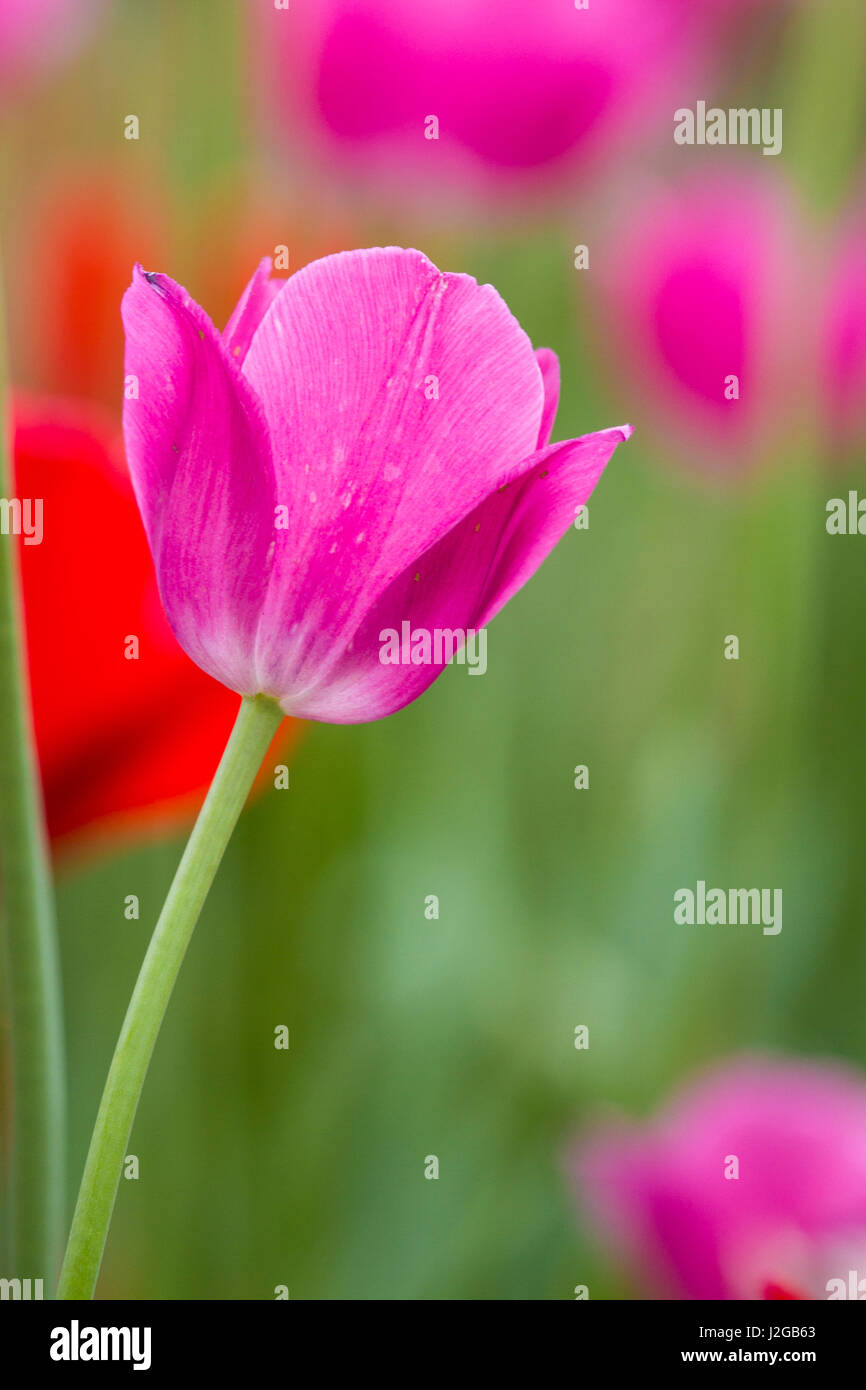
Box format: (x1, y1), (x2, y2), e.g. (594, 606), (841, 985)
(12, 393), (296, 849)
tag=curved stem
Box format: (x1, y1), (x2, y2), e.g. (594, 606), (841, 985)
(0, 257), (65, 1283)
(57, 694), (284, 1300)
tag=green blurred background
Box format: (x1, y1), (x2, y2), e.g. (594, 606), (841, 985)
(2, 0), (865, 1298)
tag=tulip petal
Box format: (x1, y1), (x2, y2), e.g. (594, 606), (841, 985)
(535, 347), (560, 448)
(122, 266), (275, 694)
(223, 256), (286, 364)
(284, 424), (630, 721)
(240, 246), (545, 700)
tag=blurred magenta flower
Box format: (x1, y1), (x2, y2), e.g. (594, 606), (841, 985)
(0, 0), (103, 94)
(571, 1057), (866, 1300)
(820, 208), (866, 458)
(121, 247), (630, 723)
(253, 0), (696, 200)
(594, 170), (805, 475)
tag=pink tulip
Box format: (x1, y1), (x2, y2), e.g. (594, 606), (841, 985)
(820, 211), (866, 457)
(0, 0), (103, 93)
(121, 247), (630, 724)
(571, 1057), (866, 1300)
(594, 170), (804, 474)
(253, 0), (696, 199)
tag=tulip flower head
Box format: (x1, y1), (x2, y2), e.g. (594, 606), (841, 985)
(122, 247), (631, 724)
(571, 1057), (866, 1300)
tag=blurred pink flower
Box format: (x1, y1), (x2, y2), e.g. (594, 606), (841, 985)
(571, 1057), (866, 1300)
(820, 209), (866, 458)
(0, 0), (103, 95)
(593, 170), (806, 474)
(121, 247), (630, 723)
(253, 0), (699, 201)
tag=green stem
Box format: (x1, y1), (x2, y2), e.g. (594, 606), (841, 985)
(0, 260), (65, 1283)
(56, 693), (283, 1300)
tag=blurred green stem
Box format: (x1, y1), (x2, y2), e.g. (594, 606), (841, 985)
(0, 257), (65, 1284)
(782, 0), (866, 210)
(57, 694), (284, 1300)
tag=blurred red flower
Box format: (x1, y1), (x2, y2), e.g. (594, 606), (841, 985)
(17, 170), (347, 409)
(12, 393), (297, 850)
(18, 175), (166, 410)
